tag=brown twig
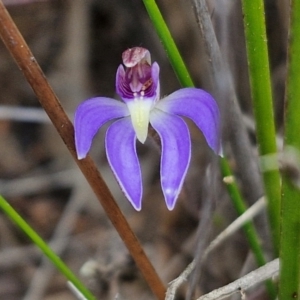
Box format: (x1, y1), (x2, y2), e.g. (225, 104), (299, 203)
(0, 2), (165, 299)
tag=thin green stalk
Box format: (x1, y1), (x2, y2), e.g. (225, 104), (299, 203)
(279, 0), (300, 298)
(142, 0), (194, 88)
(241, 0), (281, 253)
(0, 195), (95, 300)
(142, 0), (275, 295)
(221, 158), (276, 298)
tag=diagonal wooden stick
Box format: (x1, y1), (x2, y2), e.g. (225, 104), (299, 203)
(0, 2), (165, 299)
(197, 258), (279, 300)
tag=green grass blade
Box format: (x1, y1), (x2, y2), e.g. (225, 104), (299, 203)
(0, 195), (95, 300)
(241, 0), (281, 253)
(279, 0), (300, 298)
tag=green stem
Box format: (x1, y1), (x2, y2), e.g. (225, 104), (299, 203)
(279, 0), (300, 298)
(221, 158), (276, 298)
(0, 195), (95, 300)
(143, 0), (276, 296)
(142, 0), (194, 87)
(241, 0), (281, 253)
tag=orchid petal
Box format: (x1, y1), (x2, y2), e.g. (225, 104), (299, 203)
(151, 62), (160, 99)
(115, 65), (126, 99)
(74, 97), (129, 159)
(150, 109), (191, 210)
(156, 88), (221, 154)
(116, 62), (160, 102)
(105, 117), (142, 211)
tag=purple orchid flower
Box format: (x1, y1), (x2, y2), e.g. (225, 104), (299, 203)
(74, 47), (220, 211)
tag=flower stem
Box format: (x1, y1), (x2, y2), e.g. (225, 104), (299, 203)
(142, 0), (194, 88)
(279, 0), (300, 297)
(143, 0), (275, 296)
(241, 0), (281, 253)
(0, 3), (165, 299)
(220, 158), (276, 298)
(0, 195), (95, 300)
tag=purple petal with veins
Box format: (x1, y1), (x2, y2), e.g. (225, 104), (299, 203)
(116, 60), (160, 102)
(105, 117), (143, 211)
(74, 97), (129, 159)
(150, 109), (191, 210)
(156, 88), (221, 154)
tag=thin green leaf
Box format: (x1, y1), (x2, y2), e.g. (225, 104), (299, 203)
(241, 0), (281, 253)
(0, 195), (95, 300)
(279, 0), (300, 297)
(142, 0), (275, 296)
(221, 158), (276, 298)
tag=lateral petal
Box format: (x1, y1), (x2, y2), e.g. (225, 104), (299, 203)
(105, 117), (143, 211)
(150, 109), (191, 210)
(156, 88), (221, 154)
(74, 97), (129, 159)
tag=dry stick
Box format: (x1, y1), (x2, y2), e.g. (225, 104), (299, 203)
(197, 258), (279, 300)
(0, 105), (50, 122)
(186, 158), (218, 300)
(3, 0), (48, 5)
(0, 3), (166, 299)
(0, 169), (74, 196)
(165, 197), (266, 300)
(191, 0), (263, 205)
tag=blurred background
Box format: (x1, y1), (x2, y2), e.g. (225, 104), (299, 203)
(0, 0), (288, 299)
